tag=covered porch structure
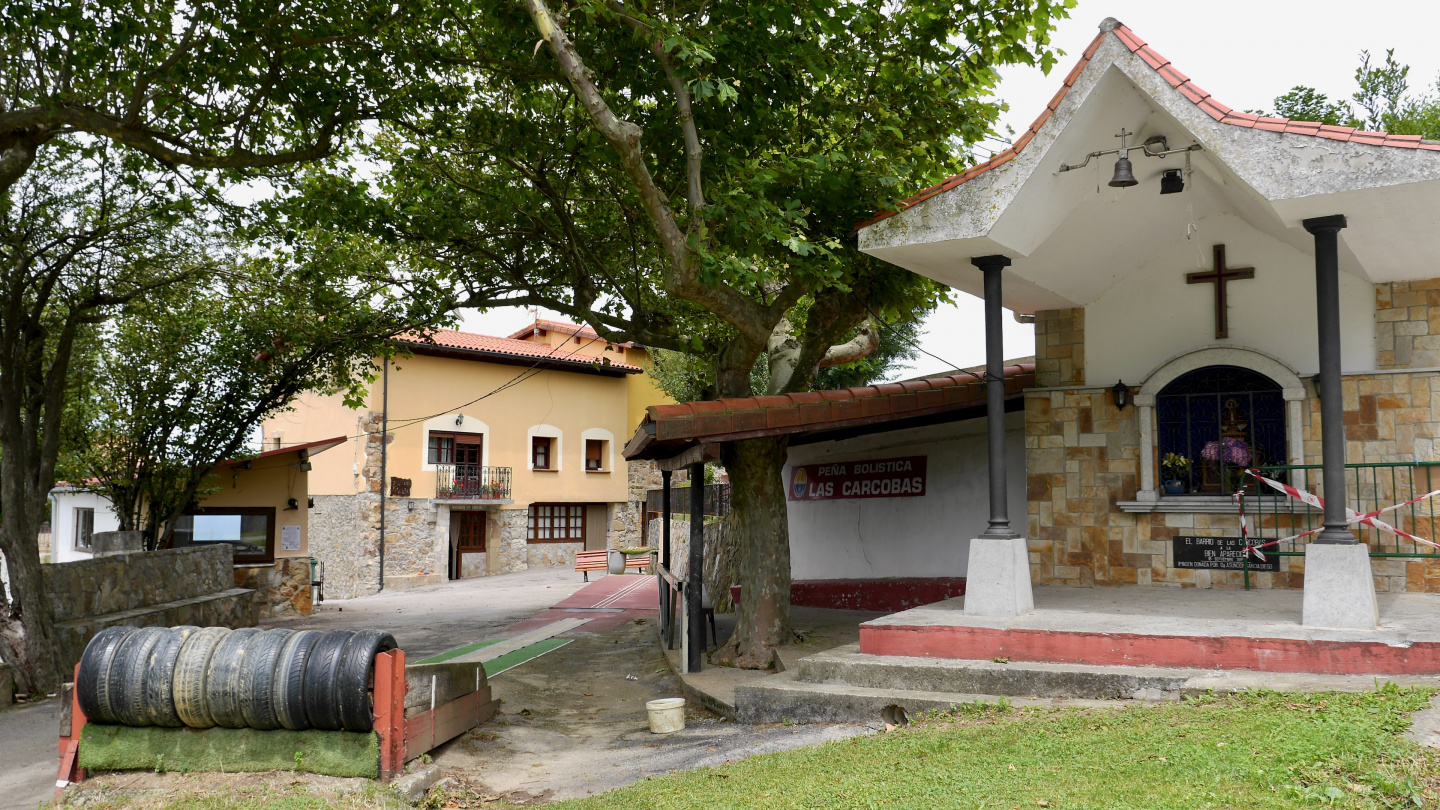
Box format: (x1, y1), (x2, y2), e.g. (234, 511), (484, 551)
(844, 16), (1440, 675)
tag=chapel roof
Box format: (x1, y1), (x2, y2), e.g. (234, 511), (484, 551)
(855, 18), (1440, 231)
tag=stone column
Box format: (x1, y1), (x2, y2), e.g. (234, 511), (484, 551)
(1301, 214), (1376, 630)
(1135, 396), (1158, 501)
(964, 255), (1034, 618)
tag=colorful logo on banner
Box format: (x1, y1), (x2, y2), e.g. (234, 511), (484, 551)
(787, 456), (927, 501)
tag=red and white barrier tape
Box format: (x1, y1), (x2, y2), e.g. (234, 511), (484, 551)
(1235, 469), (1440, 560)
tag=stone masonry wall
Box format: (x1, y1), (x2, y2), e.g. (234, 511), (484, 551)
(1026, 367), (1440, 593)
(309, 493), (376, 600)
(610, 460), (662, 549)
(44, 545), (234, 622)
(43, 545), (260, 676)
(233, 558), (312, 619)
(1376, 281), (1440, 369)
(1033, 308), (1086, 387)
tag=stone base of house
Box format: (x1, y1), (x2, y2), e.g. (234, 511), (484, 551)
(233, 557), (313, 618)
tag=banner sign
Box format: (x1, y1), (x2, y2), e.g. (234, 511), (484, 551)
(1172, 535), (1278, 572)
(788, 456), (927, 501)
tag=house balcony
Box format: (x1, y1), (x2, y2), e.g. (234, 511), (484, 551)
(434, 465), (513, 503)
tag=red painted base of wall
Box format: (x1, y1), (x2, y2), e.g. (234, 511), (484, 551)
(859, 625), (1440, 675)
(729, 578), (967, 613)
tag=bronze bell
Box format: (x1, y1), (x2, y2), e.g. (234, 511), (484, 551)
(1109, 155), (1138, 187)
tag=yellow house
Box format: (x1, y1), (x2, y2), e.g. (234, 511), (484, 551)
(263, 320), (673, 598)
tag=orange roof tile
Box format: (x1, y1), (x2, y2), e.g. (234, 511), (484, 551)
(855, 22), (1439, 230)
(401, 328), (642, 373)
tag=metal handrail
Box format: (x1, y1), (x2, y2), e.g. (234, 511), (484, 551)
(434, 465), (513, 500)
(1240, 460), (1440, 560)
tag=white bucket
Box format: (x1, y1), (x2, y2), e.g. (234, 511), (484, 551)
(646, 698), (686, 733)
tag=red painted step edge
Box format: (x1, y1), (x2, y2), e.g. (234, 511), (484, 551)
(858, 625), (1440, 675)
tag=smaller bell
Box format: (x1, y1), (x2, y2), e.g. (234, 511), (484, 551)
(1109, 155), (1138, 187)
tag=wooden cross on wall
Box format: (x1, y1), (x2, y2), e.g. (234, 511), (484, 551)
(1186, 245), (1254, 339)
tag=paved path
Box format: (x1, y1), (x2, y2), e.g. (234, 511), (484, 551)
(269, 566), (589, 658)
(506, 572), (659, 636)
(0, 698), (63, 810)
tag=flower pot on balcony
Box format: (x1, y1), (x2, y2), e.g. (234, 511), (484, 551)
(608, 549), (626, 575)
(1163, 479), (1186, 496)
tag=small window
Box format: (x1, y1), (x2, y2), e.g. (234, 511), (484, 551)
(585, 439), (607, 471)
(74, 508), (94, 551)
(173, 507), (275, 562)
(527, 504), (584, 542)
(428, 434), (455, 465)
(532, 437), (552, 470)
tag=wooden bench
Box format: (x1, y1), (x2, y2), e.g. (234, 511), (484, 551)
(575, 549), (652, 581)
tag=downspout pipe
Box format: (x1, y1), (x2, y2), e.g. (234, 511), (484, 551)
(378, 358), (390, 590)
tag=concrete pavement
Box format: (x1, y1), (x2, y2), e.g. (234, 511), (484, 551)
(0, 698), (63, 810)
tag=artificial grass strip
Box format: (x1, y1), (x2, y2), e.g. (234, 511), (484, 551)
(555, 686), (1440, 810)
(78, 724), (380, 779)
(485, 638), (571, 677)
(414, 638), (501, 665)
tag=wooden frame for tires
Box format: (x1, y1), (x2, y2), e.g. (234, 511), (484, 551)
(58, 647), (497, 798)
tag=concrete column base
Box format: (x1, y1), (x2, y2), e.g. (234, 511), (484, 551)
(963, 537), (1034, 618)
(1301, 543), (1378, 630)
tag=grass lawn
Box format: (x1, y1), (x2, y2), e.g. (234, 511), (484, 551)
(553, 686), (1439, 810)
(65, 686), (1440, 810)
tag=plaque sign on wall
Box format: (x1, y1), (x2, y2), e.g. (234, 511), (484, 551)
(788, 456), (927, 501)
(1172, 535), (1278, 572)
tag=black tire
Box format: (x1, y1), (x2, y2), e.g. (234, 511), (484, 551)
(273, 629), (322, 731)
(173, 627), (230, 729)
(238, 628), (293, 730)
(76, 626), (136, 724)
(302, 630), (353, 731)
(107, 627), (165, 726)
(142, 626), (197, 727)
(204, 627), (262, 728)
(336, 629), (398, 732)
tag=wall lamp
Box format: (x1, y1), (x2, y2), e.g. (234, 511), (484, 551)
(1111, 380), (1132, 410)
(454, 413), (464, 427)
(1059, 129), (1203, 190)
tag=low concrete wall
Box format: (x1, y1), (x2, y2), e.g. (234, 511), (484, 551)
(43, 545), (260, 677)
(233, 557), (313, 619)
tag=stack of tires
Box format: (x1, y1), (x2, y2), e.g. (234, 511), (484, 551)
(76, 627), (397, 732)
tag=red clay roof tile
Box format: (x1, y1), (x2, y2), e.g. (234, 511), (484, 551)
(402, 328), (642, 372)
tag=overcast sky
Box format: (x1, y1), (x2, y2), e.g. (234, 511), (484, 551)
(460, 0), (1440, 381)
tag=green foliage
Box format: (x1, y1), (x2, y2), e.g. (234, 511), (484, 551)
(1272, 87), (1360, 128)
(1268, 49), (1440, 140)
(74, 231), (449, 546)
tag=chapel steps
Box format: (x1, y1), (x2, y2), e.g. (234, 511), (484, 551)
(732, 644), (1438, 725)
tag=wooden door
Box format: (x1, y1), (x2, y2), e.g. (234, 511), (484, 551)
(454, 511), (486, 578)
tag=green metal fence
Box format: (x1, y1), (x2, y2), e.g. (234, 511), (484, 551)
(1241, 461), (1440, 560)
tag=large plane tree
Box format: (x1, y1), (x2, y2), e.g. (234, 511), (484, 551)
(284, 0), (1071, 668)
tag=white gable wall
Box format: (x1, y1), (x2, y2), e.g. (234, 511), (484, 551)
(50, 489), (121, 564)
(784, 412), (1026, 582)
(1086, 212), (1375, 385)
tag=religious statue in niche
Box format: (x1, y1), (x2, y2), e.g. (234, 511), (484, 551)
(1201, 399), (1252, 492)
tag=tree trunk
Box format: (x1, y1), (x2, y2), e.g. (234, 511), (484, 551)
(711, 436), (791, 669)
(0, 455), (62, 695)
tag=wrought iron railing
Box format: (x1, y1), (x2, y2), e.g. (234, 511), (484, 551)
(645, 483), (730, 517)
(1240, 461), (1440, 560)
(434, 465), (512, 500)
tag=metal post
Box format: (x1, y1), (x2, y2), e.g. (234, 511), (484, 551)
(973, 255), (1018, 539)
(1304, 215), (1354, 544)
(378, 358), (389, 589)
(687, 460), (705, 672)
(659, 468), (673, 645)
